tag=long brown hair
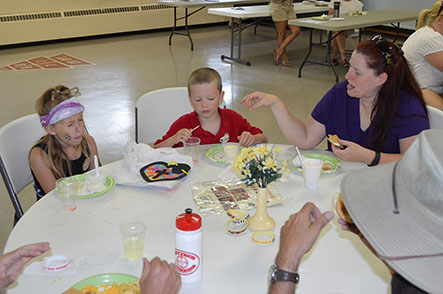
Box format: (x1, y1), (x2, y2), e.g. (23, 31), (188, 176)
(355, 40), (428, 151)
(32, 85), (90, 179)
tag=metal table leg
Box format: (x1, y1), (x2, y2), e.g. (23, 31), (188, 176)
(221, 17), (255, 66)
(168, 6), (204, 51)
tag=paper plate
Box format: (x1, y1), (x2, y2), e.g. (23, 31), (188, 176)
(312, 16), (329, 20)
(205, 144), (241, 164)
(289, 153), (341, 174)
(65, 174), (116, 199)
(72, 273), (138, 290)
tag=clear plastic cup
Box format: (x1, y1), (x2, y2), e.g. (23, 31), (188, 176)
(184, 137), (201, 163)
(119, 220), (147, 262)
(85, 173), (107, 193)
(55, 177), (77, 211)
(223, 143), (239, 162)
(302, 158), (322, 189)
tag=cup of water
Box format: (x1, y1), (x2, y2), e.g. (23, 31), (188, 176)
(119, 219), (147, 262)
(55, 177), (77, 211)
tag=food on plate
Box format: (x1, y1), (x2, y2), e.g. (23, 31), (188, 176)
(336, 194), (353, 223)
(80, 282), (140, 294)
(322, 162), (333, 171)
(327, 134), (343, 149)
(348, 10), (367, 16)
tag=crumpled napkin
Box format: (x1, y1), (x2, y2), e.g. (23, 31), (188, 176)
(110, 142), (193, 189)
(88, 196), (153, 226)
(24, 256), (84, 276)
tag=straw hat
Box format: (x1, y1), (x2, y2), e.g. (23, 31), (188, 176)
(341, 129), (443, 294)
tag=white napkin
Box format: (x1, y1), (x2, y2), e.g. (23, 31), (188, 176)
(88, 197), (153, 226)
(24, 256), (84, 276)
(297, 269), (360, 293)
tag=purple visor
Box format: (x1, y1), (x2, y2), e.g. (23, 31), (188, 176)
(40, 99), (85, 127)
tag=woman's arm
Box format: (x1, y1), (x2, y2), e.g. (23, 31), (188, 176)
(29, 147), (57, 194)
(332, 134), (418, 165)
(241, 92), (326, 149)
(425, 51), (443, 71)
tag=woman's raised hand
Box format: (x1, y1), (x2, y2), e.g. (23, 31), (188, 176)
(240, 92), (280, 111)
(331, 138), (373, 163)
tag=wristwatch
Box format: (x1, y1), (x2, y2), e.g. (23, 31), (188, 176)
(268, 264), (300, 286)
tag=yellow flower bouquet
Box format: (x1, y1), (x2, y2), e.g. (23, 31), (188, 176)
(233, 145), (288, 188)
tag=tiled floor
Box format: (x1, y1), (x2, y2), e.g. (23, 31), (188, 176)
(0, 23), (357, 251)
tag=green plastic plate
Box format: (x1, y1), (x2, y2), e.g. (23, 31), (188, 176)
(289, 152), (341, 174)
(63, 174), (116, 199)
(72, 273), (138, 290)
(205, 144), (242, 164)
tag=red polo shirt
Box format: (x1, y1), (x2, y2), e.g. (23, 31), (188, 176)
(155, 108), (263, 147)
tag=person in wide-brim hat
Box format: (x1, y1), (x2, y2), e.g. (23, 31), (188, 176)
(341, 129), (443, 293)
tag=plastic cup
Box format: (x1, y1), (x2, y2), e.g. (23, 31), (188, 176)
(302, 158), (322, 189)
(119, 220), (147, 262)
(85, 173), (107, 193)
(184, 137), (201, 163)
(55, 177), (77, 211)
(223, 143), (239, 162)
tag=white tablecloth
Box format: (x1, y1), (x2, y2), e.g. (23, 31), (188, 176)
(5, 145), (390, 293)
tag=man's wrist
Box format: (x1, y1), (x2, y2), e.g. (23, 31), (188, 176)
(275, 253), (300, 273)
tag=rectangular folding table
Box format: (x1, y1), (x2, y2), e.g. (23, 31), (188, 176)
(288, 9), (419, 83)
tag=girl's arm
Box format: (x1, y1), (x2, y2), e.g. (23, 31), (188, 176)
(29, 148), (57, 194)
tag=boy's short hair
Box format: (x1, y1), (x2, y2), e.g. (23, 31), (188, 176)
(187, 67), (223, 94)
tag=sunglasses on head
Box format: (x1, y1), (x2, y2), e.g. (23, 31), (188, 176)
(369, 35), (404, 71)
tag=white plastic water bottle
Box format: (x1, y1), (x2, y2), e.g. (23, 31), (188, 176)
(175, 208), (202, 283)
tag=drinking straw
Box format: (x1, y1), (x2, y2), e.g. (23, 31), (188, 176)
(296, 146), (304, 165)
(94, 155), (99, 177)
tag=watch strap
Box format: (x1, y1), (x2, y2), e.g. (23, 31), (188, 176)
(274, 268), (300, 284)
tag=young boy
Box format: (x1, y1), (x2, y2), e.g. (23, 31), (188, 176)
(154, 67), (266, 148)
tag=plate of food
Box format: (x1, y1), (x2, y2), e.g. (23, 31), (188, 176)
(71, 273), (139, 293)
(59, 174), (116, 199)
(289, 153), (341, 174)
(332, 193), (354, 223)
(205, 144), (241, 164)
(312, 14), (329, 20)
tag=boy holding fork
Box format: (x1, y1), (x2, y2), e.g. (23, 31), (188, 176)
(154, 67), (266, 148)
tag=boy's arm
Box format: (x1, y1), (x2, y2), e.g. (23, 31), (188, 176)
(153, 128), (192, 148)
(253, 133), (267, 145)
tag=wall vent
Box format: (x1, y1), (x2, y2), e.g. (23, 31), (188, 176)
(0, 12), (62, 23)
(64, 6), (140, 17)
(141, 4), (172, 11)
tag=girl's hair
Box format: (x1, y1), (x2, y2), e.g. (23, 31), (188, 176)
(187, 67), (223, 94)
(355, 39), (428, 151)
(32, 85), (90, 179)
(416, 0), (443, 29)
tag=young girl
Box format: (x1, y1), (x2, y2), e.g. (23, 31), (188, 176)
(29, 85), (99, 199)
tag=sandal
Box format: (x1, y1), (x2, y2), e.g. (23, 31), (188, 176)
(342, 59), (349, 68)
(332, 58), (339, 66)
(282, 55), (291, 67)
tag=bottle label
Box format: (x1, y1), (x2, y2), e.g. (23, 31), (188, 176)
(175, 248), (200, 276)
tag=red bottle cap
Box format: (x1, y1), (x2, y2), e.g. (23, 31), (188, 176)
(176, 208), (202, 231)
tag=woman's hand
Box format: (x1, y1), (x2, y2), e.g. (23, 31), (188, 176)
(240, 92), (281, 110)
(331, 138), (373, 163)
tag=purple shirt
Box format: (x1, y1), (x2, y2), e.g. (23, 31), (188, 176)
(311, 81), (429, 153)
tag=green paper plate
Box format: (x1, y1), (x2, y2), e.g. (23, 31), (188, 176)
(205, 144), (242, 164)
(72, 273), (139, 290)
(289, 153), (341, 174)
(62, 174), (116, 199)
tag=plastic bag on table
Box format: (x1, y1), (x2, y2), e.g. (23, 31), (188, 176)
(110, 142), (193, 189)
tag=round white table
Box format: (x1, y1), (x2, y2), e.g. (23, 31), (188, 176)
(5, 145), (390, 293)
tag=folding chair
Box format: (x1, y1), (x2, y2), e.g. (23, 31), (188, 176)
(0, 114), (45, 224)
(427, 105), (443, 130)
(135, 87), (193, 144)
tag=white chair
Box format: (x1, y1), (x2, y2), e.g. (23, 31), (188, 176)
(0, 114), (45, 224)
(427, 105), (443, 130)
(135, 87), (193, 144)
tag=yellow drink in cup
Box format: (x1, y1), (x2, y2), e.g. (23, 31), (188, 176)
(120, 220), (147, 262)
(123, 237), (144, 261)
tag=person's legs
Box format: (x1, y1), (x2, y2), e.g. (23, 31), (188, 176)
(331, 31), (340, 66)
(422, 88), (443, 111)
(274, 21), (288, 65)
(280, 24), (300, 66)
(336, 32), (348, 67)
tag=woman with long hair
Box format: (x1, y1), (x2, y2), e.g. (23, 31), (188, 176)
(403, 0), (443, 110)
(242, 36), (429, 166)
